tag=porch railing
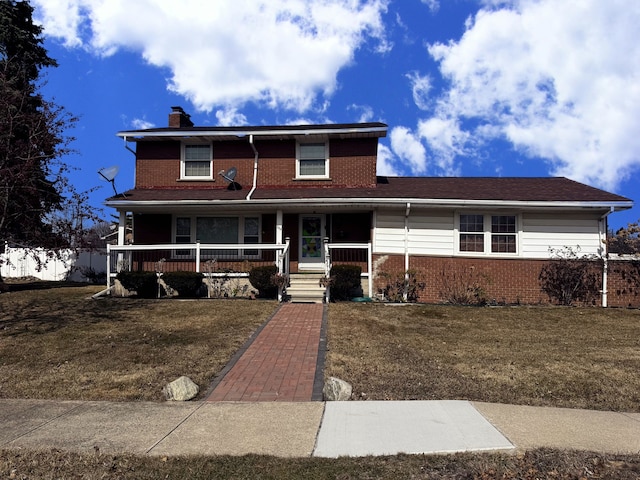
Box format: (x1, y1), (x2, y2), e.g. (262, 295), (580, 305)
(106, 240), (290, 300)
(324, 240), (373, 299)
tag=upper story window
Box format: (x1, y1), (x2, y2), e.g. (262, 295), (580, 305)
(296, 142), (329, 179)
(458, 213), (518, 254)
(181, 144), (212, 179)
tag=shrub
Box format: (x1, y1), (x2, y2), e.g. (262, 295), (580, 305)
(379, 269), (426, 302)
(539, 246), (601, 306)
(162, 271), (204, 298)
(437, 264), (489, 306)
(249, 265), (278, 298)
(116, 271), (158, 298)
(329, 264), (362, 301)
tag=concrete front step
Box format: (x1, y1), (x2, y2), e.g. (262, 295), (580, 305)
(288, 273), (326, 303)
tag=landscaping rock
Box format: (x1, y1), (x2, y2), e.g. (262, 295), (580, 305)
(323, 376), (352, 401)
(163, 376), (199, 401)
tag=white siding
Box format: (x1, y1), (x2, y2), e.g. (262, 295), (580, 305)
(374, 211), (405, 254)
(374, 210), (454, 255)
(521, 213), (602, 258)
(408, 211), (454, 255)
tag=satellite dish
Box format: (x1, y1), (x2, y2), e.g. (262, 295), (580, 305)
(98, 165), (123, 197)
(218, 167), (242, 190)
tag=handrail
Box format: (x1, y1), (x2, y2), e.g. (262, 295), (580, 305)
(324, 241), (373, 299)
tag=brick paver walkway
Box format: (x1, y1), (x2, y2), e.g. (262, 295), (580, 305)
(206, 303), (325, 402)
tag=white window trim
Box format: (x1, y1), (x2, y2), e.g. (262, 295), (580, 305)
(454, 212), (521, 256)
(172, 215), (261, 259)
(180, 143), (213, 180)
(295, 141), (330, 179)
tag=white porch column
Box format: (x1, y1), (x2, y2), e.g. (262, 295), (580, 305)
(117, 211), (127, 245)
(276, 209), (283, 244)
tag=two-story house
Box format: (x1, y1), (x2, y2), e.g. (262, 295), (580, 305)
(104, 106), (634, 306)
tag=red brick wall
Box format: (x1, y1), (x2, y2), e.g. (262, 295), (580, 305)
(607, 260), (640, 308)
(371, 254), (612, 306)
(134, 138), (377, 189)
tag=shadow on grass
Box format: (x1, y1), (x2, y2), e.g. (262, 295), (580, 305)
(0, 285), (148, 336)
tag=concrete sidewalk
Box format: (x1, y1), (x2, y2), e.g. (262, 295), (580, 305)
(1, 398), (639, 457)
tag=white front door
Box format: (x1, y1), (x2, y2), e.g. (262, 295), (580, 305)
(299, 215), (325, 270)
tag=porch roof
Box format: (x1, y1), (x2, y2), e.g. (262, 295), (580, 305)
(105, 177), (633, 212)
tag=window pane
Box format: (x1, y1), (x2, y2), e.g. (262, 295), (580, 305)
(460, 233), (484, 252)
(491, 215), (516, 233)
(184, 161), (210, 177)
(299, 143), (325, 159)
(300, 159), (326, 176)
(176, 217), (191, 236)
(244, 217), (259, 237)
(460, 214), (484, 233)
(185, 144), (210, 160)
(243, 217), (259, 256)
(492, 235), (516, 253)
(196, 217), (239, 243)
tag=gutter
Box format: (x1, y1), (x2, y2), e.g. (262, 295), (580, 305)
(246, 134), (259, 200)
(116, 125), (388, 140)
(599, 207), (614, 307)
(104, 197), (635, 211)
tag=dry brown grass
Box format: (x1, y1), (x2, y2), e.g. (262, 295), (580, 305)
(0, 285), (277, 401)
(326, 303), (640, 411)
(1, 448), (639, 479)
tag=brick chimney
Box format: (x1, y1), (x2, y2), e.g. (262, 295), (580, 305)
(168, 106), (194, 128)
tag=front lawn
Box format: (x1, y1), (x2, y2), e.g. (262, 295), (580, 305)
(326, 303), (640, 412)
(0, 286), (276, 401)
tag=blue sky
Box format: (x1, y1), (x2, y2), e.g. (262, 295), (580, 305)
(32, 0), (639, 230)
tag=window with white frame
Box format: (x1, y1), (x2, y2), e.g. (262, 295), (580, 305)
(458, 213), (518, 254)
(296, 142), (329, 178)
(181, 144), (212, 179)
(173, 215), (260, 258)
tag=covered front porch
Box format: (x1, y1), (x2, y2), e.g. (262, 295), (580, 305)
(106, 209), (373, 301)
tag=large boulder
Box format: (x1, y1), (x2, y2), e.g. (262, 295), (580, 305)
(323, 376), (352, 401)
(163, 376), (199, 401)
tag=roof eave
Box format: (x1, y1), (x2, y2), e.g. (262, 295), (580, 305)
(116, 125), (388, 141)
(104, 197), (634, 211)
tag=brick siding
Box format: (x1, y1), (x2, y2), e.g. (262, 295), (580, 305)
(371, 255), (640, 308)
(134, 138), (377, 189)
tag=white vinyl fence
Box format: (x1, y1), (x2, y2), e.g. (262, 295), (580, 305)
(1, 244), (107, 282)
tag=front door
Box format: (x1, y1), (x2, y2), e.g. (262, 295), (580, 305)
(299, 215), (325, 270)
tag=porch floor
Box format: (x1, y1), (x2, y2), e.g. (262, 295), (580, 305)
(206, 303), (326, 402)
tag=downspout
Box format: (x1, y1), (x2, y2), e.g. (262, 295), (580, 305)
(600, 207), (614, 307)
(404, 202), (411, 301)
(246, 134), (259, 200)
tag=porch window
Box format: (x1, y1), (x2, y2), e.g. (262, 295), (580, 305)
(181, 144), (212, 179)
(296, 142), (329, 179)
(173, 215), (260, 258)
(458, 213), (518, 255)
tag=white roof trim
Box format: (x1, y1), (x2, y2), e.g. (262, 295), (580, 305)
(117, 125), (387, 140)
(105, 197), (633, 211)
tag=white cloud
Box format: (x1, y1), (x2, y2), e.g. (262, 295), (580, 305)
(376, 143), (401, 177)
(389, 126), (427, 174)
(420, 0), (440, 14)
(347, 104), (375, 123)
(215, 108), (248, 127)
(33, 0), (389, 114)
(417, 117), (466, 175)
(420, 0), (640, 190)
(130, 118), (155, 130)
(406, 71), (432, 111)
